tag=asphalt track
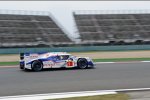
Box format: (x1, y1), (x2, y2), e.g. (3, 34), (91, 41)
(0, 62), (150, 96)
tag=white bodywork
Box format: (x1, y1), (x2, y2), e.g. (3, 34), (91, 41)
(20, 52), (94, 70)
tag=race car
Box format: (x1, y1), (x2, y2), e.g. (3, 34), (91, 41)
(20, 52), (94, 71)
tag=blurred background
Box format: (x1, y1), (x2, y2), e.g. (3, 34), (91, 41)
(0, 1), (150, 53)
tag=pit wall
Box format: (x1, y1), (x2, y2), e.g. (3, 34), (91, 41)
(1, 45), (150, 54)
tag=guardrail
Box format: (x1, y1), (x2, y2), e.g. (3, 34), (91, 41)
(0, 45), (150, 54)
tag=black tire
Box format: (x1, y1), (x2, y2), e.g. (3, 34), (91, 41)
(31, 60), (43, 72)
(20, 66), (24, 70)
(77, 58), (88, 69)
(20, 62), (24, 69)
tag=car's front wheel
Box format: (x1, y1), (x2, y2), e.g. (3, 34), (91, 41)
(31, 60), (43, 72)
(77, 58), (88, 69)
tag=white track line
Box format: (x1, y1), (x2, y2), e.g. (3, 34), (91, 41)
(141, 61), (150, 62)
(0, 91), (116, 100)
(94, 61), (150, 64)
(94, 62), (115, 64)
(1, 88), (150, 100)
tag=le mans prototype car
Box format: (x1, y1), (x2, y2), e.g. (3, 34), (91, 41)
(20, 52), (94, 71)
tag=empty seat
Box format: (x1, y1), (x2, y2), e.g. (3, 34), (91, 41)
(74, 13), (150, 43)
(0, 13), (72, 47)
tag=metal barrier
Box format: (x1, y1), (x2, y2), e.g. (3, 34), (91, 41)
(0, 45), (150, 54)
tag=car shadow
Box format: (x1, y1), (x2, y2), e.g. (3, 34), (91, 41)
(22, 67), (95, 72)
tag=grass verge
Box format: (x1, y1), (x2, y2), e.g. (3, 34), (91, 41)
(0, 61), (19, 66)
(51, 93), (129, 100)
(1, 57), (150, 66)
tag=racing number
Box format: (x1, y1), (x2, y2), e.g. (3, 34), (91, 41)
(67, 61), (73, 67)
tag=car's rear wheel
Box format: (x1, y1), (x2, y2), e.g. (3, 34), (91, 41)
(77, 58), (88, 69)
(32, 60), (43, 72)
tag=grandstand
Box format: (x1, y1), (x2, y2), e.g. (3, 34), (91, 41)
(74, 10), (150, 45)
(2, 10), (150, 48)
(0, 10), (73, 48)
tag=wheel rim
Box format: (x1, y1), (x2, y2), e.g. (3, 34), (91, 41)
(79, 59), (87, 69)
(32, 61), (42, 71)
(34, 64), (42, 71)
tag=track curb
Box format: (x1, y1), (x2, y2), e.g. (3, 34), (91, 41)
(1, 88), (150, 100)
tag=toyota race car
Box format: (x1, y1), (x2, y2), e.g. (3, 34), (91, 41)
(20, 52), (94, 71)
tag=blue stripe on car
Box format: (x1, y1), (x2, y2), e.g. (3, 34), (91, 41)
(20, 61), (24, 64)
(88, 61), (94, 66)
(26, 56), (64, 65)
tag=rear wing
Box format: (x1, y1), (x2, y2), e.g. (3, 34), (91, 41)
(20, 53), (24, 60)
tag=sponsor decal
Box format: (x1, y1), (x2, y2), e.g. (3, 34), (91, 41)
(43, 61), (55, 68)
(30, 54), (38, 59)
